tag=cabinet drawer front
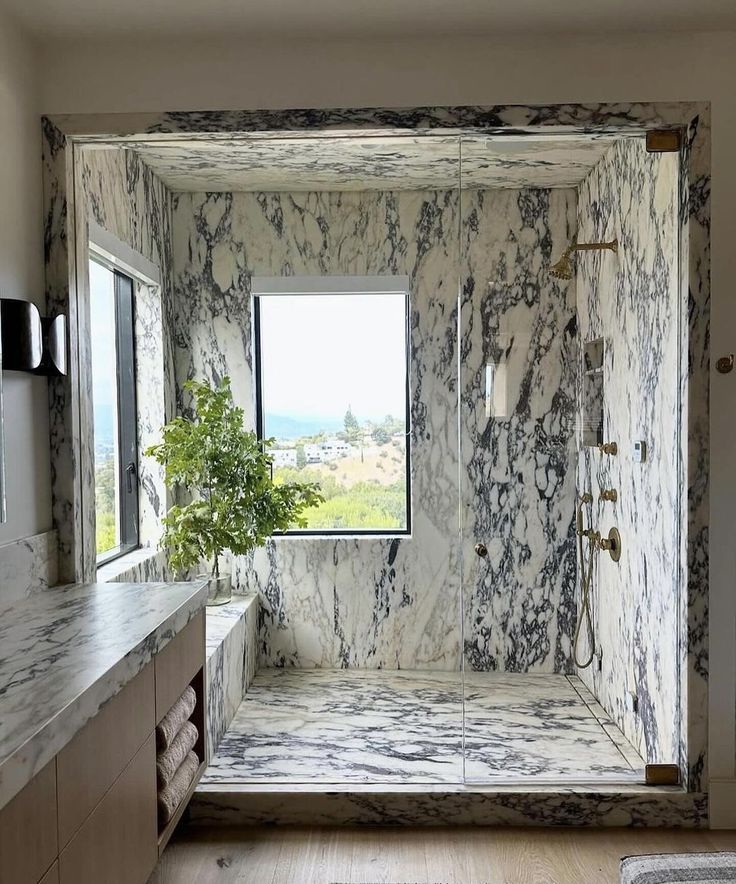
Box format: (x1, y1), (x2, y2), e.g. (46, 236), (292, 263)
(59, 733), (157, 884)
(155, 610), (204, 722)
(0, 760), (57, 884)
(57, 661), (155, 847)
(39, 862), (59, 884)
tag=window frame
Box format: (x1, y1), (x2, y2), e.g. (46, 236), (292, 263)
(89, 254), (140, 565)
(252, 275), (412, 538)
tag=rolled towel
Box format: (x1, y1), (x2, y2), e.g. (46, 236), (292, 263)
(155, 685), (196, 752)
(157, 750), (199, 826)
(157, 721), (198, 790)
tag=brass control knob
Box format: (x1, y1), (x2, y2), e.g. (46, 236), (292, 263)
(474, 543), (488, 558)
(600, 489), (618, 502)
(598, 442), (618, 456)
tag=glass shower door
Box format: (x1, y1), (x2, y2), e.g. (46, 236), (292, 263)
(459, 133), (683, 785)
(458, 135), (580, 783)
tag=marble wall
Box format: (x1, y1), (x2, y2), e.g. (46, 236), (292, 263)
(77, 147), (176, 563)
(0, 530), (58, 603)
(575, 138), (681, 767)
(460, 188), (578, 673)
(172, 186), (577, 672)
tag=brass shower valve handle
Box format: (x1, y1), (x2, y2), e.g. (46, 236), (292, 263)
(598, 441), (618, 456)
(599, 488), (618, 502)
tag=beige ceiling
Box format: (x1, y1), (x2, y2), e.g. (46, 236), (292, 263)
(2, 0), (734, 41)
(124, 135), (619, 192)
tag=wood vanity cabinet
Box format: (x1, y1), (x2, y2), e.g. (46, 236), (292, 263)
(0, 610), (205, 884)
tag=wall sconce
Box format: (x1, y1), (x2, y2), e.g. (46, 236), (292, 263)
(0, 299), (67, 376)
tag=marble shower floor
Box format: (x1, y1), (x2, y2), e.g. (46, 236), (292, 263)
(202, 670), (645, 786)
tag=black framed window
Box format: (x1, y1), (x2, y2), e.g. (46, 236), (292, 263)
(89, 257), (139, 563)
(253, 276), (411, 536)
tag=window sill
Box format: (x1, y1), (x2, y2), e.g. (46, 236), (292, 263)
(96, 546), (162, 583)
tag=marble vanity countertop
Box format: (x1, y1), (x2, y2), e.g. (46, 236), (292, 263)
(0, 580), (208, 812)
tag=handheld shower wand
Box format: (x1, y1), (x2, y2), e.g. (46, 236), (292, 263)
(574, 492), (596, 669)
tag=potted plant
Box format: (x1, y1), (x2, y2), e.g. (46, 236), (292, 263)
(146, 376), (322, 605)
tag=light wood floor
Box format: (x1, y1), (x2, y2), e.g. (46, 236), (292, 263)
(150, 825), (736, 884)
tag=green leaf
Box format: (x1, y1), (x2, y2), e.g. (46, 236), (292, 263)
(146, 377), (324, 576)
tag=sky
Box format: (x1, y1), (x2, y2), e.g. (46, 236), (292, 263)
(258, 293), (407, 422)
(89, 259), (119, 443)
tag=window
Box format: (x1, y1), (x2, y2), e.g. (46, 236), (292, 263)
(253, 276), (411, 534)
(89, 257), (139, 562)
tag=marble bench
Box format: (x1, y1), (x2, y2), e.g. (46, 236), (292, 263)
(205, 595), (259, 758)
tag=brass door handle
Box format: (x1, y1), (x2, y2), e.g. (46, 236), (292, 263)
(475, 543), (488, 558)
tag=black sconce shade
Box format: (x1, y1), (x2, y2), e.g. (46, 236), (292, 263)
(0, 299), (67, 376)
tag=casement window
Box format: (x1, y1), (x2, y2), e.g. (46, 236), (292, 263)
(89, 257), (139, 563)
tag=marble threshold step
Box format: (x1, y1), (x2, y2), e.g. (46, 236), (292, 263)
(190, 782), (707, 827)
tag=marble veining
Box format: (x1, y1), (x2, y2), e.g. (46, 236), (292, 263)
(575, 138), (682, 770)
(128, 135), (616, 192)
(79, 148), (176, 555)
(460, 187), (578, 672)
(190, 782), (706, 827)
(173, 186), (577, 673)
(0, 530), (58, 604)
(202, 670), (642, 785)
(0, 580), (207, 811)
(206, 595), (259, 757)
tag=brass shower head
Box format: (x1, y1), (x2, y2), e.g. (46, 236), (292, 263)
(550, 239), (619, 281)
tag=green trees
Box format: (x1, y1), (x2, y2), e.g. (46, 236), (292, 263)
(146, 377), (322, 578)
(343, 405), (364, 463)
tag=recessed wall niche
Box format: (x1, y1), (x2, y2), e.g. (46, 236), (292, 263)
(582, 337), (604, 447)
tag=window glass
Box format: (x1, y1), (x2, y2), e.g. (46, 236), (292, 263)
(90, 260), (121, 556)
(89, 257), (139, 561)
(256, 287), (410, 533)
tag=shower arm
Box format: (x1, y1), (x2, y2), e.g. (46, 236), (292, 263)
(570, 239), (619, 254)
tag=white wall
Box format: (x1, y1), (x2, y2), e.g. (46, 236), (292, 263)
(35, 28), (736, 799)
(0, 11), (51, 543)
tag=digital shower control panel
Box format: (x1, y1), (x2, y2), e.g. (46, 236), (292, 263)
(633, 441), (647, 463)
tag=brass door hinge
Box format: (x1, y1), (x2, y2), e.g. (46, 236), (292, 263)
(646, 130), (682, 153)
(645, 763), (681, 786)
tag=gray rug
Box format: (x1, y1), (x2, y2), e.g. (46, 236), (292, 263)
(621, 852), (736, 883)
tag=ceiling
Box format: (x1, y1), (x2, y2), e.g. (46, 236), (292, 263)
(3, 0), (735, 41)
(123, 135), (619, 192)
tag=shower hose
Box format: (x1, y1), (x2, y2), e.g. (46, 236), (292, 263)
(574, 497), (596, 669)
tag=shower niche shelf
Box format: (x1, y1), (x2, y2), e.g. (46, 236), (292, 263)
(582, 338), (605, 447)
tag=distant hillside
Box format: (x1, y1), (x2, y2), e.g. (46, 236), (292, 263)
(264, 413), (345, 440)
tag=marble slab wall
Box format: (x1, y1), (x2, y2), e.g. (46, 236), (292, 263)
(205, 595), (259, 757)
(575, 138), (681, 767)
(0, 530), (58, 604)
(460, 188), (578, 673)
(77, 148), (176, 561)
(172, 186), (577, 672)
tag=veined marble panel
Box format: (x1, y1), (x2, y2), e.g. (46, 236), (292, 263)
(460, 187), (578, 673)
(79, 148), (176, 556)
(205, 595), (259, 758)
(190, 783), (707, 827)
(173, 189), (463, 670)
(173, 186), (577, 672)
(129, 135), (616, 193)
(0, 530), (58, 604)
(201, 670), (641, 785)
(575, 139), (681, 770)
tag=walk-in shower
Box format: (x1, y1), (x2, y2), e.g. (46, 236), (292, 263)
(77, 127), (684, 795)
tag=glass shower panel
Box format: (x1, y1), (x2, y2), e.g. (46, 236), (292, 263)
(459, 133), (683, 785)
(248, 134), (466, 784)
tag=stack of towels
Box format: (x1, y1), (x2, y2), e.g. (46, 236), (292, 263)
(155, 685), (200, 827)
